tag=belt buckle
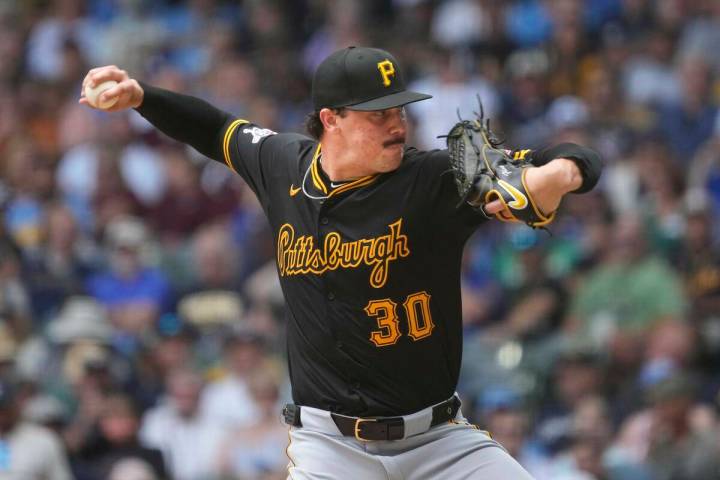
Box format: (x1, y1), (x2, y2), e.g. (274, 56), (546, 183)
(354, 418), (377, 442)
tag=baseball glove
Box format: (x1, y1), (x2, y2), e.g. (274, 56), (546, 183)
(442, 101), (555, 228)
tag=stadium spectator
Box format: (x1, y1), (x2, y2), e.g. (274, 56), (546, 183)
(140, 368), (223, 480)
(0, 378), (73, 480)
(215, 366), (289, 480)
(200, 327), (267, 429)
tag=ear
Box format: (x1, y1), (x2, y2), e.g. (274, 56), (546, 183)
(319, 108), (340, 132)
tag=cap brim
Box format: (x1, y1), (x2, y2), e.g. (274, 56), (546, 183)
(347, 90), (432, 111)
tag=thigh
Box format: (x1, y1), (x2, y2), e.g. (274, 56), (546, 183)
(399, 423), (536, 480)
(286, 427), (389, 480)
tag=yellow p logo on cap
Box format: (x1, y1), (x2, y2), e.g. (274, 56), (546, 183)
(377, 60), (395, 87)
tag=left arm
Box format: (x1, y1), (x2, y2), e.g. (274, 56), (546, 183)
(485, 143), (602, 216)
(443, 112), (602, 225)
(519, 157), (583, 216)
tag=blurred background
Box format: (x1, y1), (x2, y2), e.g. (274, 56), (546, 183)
(1, 0), (720, 479)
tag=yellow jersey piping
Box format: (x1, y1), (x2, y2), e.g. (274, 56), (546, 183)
(222, 119), (249, 172)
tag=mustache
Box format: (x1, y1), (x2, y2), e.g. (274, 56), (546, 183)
(383, 136), (406, 148)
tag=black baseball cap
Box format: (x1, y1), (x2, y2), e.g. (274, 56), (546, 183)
(312, 46), (432, 111)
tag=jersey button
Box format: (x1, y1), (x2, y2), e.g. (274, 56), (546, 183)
(327, 292), (335, 301)
(321, 217), (329, 225)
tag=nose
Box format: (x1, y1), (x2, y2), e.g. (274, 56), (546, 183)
(388, 107), (406, 136)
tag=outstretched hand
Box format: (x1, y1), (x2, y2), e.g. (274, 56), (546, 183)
(483, 158), (582, 216)
(79, 65), (144, 112)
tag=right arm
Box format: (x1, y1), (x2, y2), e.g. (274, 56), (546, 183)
(81, 66), (296, 208)
(79, 66), (233, 162)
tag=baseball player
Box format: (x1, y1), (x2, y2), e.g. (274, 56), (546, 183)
(81, 46), (601, 479)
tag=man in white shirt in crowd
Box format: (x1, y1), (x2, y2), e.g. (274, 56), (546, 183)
(140, 368), (224, 480)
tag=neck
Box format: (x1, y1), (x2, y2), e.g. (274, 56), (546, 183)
(319, 140), (371, 181)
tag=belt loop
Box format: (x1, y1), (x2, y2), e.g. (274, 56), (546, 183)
(452, 394), (461, 414)
(283, 404), (302, 427)
(449, 394), (461, 418)
(431, 395), (460, 425)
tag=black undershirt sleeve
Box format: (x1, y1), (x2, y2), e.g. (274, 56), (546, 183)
(529, 142), (603, 194)
(134, 82), (233, 163)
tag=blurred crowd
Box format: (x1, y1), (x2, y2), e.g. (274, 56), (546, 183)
(1, 0), (720, 479)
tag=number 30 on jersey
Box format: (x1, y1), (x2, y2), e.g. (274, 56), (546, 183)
(364, 291), (434, 347)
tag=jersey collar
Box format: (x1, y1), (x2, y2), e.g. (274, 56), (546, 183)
(309, 144), (378, 198)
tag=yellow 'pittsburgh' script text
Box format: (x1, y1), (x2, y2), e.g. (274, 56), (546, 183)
(277, 219), (410, 288)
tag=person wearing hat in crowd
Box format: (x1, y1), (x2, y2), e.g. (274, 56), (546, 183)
(216, 364), (292, 479)
(80, 45), (600, 478)
(129, 313), (200, 411)
(85, 216), (171, 338)
(22, 201), (99, 323)
(0, 378), (73, 479)
(606, 370), (720, 480)
(44, 296), (139, 471)
(480, 386), (553, 478)
(535, 345), (607, 455)
(199, 325), (269, 430)
(139, 367), (224, 480)
(71, 392), (167, 480)
(643, 372), (720, 480)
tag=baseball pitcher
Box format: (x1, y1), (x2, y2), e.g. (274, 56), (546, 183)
(81, 46), (601, 479)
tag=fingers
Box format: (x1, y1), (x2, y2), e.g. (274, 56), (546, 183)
(82, 65), (129, 90)
(80, 65), (132, 103)
(99, 81), (127, 103)
(484, 199), (505, 215)
(80, 67), (143, 111)
(103, 87), (136, 112)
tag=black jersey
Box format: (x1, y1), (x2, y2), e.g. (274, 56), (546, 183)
(136, 84), (599, 417)
(220, 120), (484, 416)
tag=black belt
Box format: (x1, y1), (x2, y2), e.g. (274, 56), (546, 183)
(283, 396), (461, 442)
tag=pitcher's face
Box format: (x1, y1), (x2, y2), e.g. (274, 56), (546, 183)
(336, 107), (408, 174)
